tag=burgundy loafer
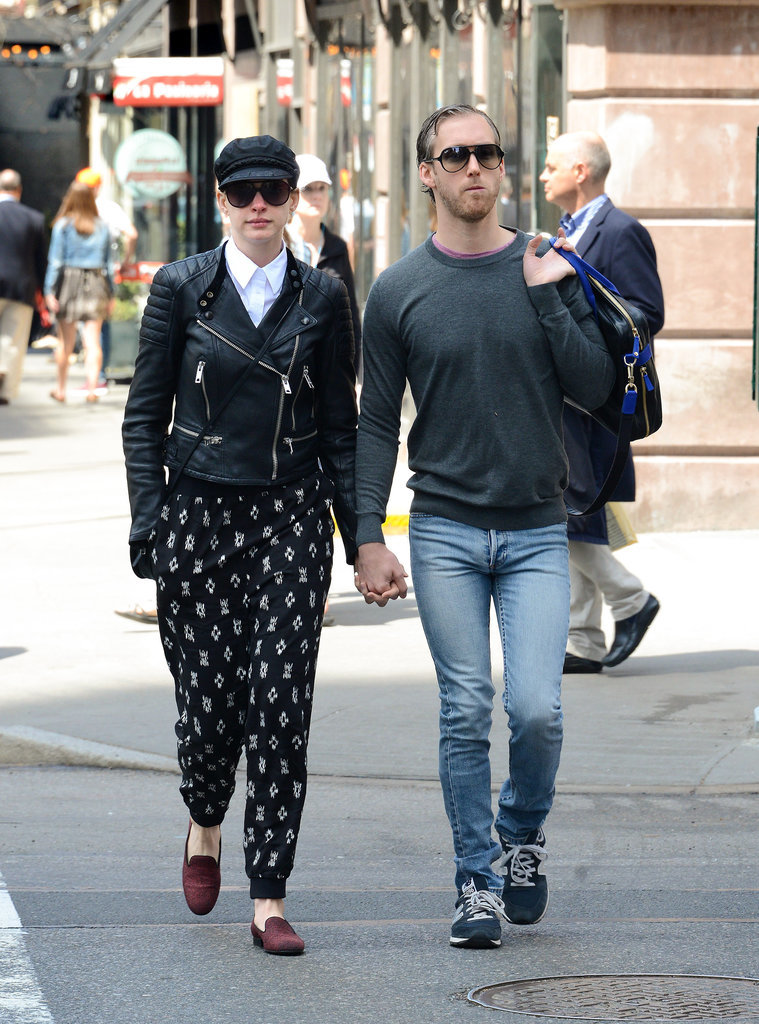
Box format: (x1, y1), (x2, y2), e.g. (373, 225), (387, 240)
(251, 917), (305, 956)
(182, 821), (221, 916)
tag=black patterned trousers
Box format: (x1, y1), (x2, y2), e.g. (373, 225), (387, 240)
(153, 471), (334, 899)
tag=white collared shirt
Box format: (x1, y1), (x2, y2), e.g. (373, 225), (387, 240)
(225, 236), (288, 326)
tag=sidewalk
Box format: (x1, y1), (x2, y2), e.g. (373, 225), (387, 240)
(1, 349), (758, 1024)
(1, 348), (757, 792)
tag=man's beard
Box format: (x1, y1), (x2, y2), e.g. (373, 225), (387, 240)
(437, 185), (497, 223)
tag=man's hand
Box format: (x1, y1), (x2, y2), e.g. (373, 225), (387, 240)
(522, 228), (576, 287)
(354, 542), (408, 607)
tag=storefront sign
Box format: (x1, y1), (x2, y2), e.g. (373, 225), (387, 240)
(340, 58), (351, 108)
(276, 58), (294, 107)
(112, 57), (224, 108)
(114, 129), (190, 201)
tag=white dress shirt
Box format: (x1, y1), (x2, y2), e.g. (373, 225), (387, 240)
(559, 193), (609, 247)
(225, 236), (288, 326)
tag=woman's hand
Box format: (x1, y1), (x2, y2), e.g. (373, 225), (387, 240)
(45, 293), (59, 315)
(354, 543), (408, 607)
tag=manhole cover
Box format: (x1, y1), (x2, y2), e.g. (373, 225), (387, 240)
(467, 974), (759, 1021)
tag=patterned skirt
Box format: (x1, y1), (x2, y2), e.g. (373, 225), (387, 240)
(56, 266), (111, 322)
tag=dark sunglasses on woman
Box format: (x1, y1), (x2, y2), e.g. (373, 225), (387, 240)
(427, 144), (504, 173)
(223, 179), (294, 208)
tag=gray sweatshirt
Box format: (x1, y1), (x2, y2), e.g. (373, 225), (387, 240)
(355, 230), (615, 546)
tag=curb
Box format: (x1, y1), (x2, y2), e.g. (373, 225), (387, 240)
(0, 726), (178, 773)
(381, 514), (409, 534)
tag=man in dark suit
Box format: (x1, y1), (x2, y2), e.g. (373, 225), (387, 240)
(540, 131), (665, 672)
(0, 168), (47, 404)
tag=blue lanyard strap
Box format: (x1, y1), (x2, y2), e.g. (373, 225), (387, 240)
(548, 236), (621, 314)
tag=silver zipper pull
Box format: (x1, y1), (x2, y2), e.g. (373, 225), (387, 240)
(281, 375), (292, 395)
(195, 360), (205, 384)
(302, 365), (314, 389)
(283, 437), (294, 453)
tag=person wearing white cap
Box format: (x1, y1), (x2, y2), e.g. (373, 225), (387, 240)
(288, 154), (361, 373)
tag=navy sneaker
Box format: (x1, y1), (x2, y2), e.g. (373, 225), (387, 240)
(498, 827), (549, 925)
(450, 877), (505, 948)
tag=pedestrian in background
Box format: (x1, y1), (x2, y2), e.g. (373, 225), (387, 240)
(287, 152), (363, 626)
(287, 153), (361, 374)
(122, 134), (358, 956)
(75, 167), (138, 390)
(540, 131), (664, 673)
(0, 168), (47, 405)
(44, 181), (114, 403)
(353, 104), (614, 949)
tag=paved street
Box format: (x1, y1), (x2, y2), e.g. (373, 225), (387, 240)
(1, 348), (758, 1024)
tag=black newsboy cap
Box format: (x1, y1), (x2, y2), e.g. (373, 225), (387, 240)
(214, 135), (299, 189)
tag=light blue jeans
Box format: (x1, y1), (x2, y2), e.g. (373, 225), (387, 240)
(409, 514), (569, 894)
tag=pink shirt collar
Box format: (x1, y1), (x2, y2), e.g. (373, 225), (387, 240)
(432, 231), (514, 260)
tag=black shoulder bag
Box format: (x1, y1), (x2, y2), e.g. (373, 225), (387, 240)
(552, 241), (663, 517)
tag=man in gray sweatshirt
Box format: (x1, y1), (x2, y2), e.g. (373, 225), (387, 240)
(353, 105), (615, 950)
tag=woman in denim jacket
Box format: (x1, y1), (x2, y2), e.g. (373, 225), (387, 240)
(44, 180), (114, 403)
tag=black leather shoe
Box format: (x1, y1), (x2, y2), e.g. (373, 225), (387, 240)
(602, 594), (660, 667)
(563, 653), (603, 674)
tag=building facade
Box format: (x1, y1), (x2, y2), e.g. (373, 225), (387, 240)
(556, 0), (759, 531)
(240, 0), (759, 531)
(3, 0), (756, 527)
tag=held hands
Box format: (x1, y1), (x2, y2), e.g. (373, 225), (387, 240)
(354, 542), (408, 607)
(522, 228), (577, 288)
(45, 293), (59, 315)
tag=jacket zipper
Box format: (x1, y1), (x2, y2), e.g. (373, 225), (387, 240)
(195, 293), (306, 479)
(259, 359), (292, 394)
(197, 319), (259, 359)
(198, 320), (295, 394)
(291, 364), (315, 429)
(268, 334), (302, 478)
(268, 293), (306, 478)
(282, 428), (318, 454)
(174, 422), (222, 445)
(194, 359), (210, 420)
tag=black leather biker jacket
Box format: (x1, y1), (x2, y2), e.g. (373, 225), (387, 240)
(122, 243), (358, 563)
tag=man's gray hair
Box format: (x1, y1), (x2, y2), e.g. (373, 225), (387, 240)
(0, 169), (22, 193)
(570, 133), (611, 186)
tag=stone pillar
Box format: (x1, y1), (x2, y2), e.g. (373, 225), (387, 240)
(555, 0), (759, 530)
(374, 8), (405, 274)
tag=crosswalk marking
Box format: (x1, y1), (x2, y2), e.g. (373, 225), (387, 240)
(0, 873), (54, 1024)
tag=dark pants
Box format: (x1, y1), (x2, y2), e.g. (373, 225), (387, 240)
(100, 319), (111, 379)
(154, 471), (334, 899)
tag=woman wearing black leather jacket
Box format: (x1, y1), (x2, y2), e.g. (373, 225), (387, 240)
(122, 136), (358, 956)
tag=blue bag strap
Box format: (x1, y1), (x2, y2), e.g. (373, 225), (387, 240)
(548, 237), (622, 318)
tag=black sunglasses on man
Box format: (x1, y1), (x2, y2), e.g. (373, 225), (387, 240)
(426, 144), (504, 173)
